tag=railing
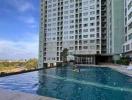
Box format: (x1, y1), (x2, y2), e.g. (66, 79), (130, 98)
(74, 50), (96, 55)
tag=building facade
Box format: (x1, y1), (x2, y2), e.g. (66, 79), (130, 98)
(123, 0), (132, 57)
(39, 0), (125, 68)
(107, 0), (124, 60)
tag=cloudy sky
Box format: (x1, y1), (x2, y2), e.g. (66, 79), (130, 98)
(0, 0), (39, 60)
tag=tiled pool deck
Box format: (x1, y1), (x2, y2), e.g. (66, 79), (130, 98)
(0, 88), (59, 100)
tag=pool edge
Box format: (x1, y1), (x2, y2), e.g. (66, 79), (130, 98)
(0, 88), (59, 100)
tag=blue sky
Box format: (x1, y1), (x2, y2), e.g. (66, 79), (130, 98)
(0, 0), (39, 60)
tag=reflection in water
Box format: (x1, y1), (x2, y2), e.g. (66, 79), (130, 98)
(37, 67), (132, 100)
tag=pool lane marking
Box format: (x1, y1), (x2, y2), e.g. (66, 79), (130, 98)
(42, 74), (132, 93)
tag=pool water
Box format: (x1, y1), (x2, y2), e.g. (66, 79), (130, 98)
(0, 67), (132, 100)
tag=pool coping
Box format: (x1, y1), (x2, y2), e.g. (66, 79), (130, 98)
(0, 88), (59, 100)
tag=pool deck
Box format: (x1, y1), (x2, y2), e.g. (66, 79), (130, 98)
(105, 64), (132, 77)
(0, 88), (59, 100)
(76, 64), (132, 77)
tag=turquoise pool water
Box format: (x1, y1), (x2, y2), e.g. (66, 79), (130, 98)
(0, 67), (132, 100)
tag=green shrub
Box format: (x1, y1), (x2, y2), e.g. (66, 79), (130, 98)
(116, 56), (130, 65)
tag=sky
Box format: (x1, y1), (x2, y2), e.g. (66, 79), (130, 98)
(0, 0), (40, 60)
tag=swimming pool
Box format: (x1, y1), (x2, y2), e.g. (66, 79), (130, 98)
(0, 66), (132, 100)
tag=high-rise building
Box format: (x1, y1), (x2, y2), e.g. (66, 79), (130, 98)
(107, 0), (124, 60)
(39, 0), (125, 68)
(123, 0), (132, 56)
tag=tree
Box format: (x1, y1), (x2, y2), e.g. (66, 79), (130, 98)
(25, 59), (38, 70)
(116, 56), (130, 65)
(60, 48), (68, 63)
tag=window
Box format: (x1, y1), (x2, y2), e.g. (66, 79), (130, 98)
(84, 24), (88, 27)
(90, 11), (95, 15)
(64, 16), (68, 19)
(64, 11), (68, 14)
(90, 23), (94, 26)
(128, 1), (132, 10)
(69, 47), (74, 50)
(126, 44), (130, 51)
(90, 5), (95, 9)
(84, 40), (88, 44)
(70, 10), (74, 13)
(128, 12), (132, 20)
(70, 25), (74, 28)
(70, 36), (74, 39)
(70, 15), (74, 18)
(64, 6), (69, 9)
(90, 28), (95, 32)
(70, 31), (74, 34)
(70, 0), (74, 3)
(70, 20), (74, 23)
(83, 46), (88, 49)
(90, 34), (95, 37)
(83, 12), (88, 16)
(83, 29), (88, 32)
(83, 18), (88, 21)
(90, 40), (95, 43)
(128, 33), (132, 40)
(83, 35), (88, 38)
(65, 1), (68, 4)
(128, 22), (132, 30)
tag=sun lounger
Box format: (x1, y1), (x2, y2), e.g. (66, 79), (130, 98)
(127, 66), (132, 70)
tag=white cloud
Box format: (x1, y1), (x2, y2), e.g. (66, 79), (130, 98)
(9, 0), (34, 12)
(0, 34), (38, 60)
(25, 17), (36, 24)
(18, 2), (34, 12)
(19, 16), (37, 28)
